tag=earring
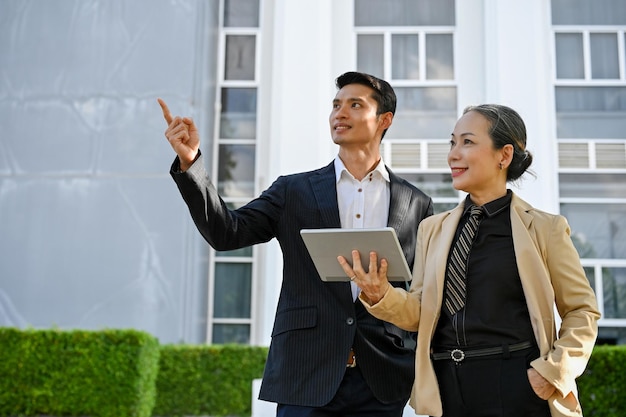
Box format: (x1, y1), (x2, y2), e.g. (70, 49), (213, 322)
(499, 163), (503, 170)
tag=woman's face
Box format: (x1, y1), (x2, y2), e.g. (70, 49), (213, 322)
(448, 110), (510, 203)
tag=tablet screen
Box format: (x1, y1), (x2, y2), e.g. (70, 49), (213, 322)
(300, 227), (412, 282)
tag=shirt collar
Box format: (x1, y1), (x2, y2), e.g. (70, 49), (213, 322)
(462, 189), (512, 218)
(334, 155), (390, 183)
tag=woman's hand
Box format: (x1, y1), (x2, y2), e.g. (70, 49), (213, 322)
(337, 250), (391, 305)
(527, 368), (556, 400)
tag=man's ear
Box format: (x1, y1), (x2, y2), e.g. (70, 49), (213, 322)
(379, 112), (393, 130)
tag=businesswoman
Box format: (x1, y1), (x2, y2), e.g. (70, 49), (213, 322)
(339, 104), (600, 417)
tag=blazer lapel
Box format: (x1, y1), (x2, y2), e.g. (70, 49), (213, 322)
(510, 194), (537, 279)
(509, 194), (549, 333)
(511, 195), (534, 231)
(308, 162), (352, 303)
(387, 171), (412, 231)
(309, 162), (341, 228)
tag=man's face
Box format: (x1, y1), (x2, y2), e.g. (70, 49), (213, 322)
(329, 83), (390, 146)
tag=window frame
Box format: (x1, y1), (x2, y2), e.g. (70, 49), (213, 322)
(553, 15), (626, 337)
(207, 0), (262, 344)
(355, 16), (459, 213)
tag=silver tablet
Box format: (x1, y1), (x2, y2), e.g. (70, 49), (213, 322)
(300, 227), (412, 282)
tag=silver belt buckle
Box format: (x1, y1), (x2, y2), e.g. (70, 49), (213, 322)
(450, 348), (465, 363)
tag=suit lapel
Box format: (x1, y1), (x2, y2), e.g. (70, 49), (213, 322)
(510, 194), (537, 278)
(510, 196), (543, 290)
(387, 171), (412, 231)
(308, 162), (352, 303)
(309, 162), (341, 228)
(509, 194), (552, 341)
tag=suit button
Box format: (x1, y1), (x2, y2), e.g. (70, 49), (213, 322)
(346, 317), (355, 325)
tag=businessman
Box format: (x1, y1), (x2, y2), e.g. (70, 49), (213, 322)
(159, 71), (433, 417)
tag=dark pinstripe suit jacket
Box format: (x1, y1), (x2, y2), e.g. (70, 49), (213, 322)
(171, 155), (433, 407)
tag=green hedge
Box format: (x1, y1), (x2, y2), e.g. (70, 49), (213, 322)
(2, 327), (624, 417)
(0, 327), (160, 417)
(579, 345), (626, 416)
(153, 344), (268, 417)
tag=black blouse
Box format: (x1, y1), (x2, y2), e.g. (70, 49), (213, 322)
(432, 190), (536, 348)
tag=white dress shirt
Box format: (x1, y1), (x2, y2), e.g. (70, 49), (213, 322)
(334, 156), (390, 300)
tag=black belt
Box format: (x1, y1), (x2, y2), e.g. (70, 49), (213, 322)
(431, 340), (534, 363)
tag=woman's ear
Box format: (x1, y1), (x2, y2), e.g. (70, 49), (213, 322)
(501, 144), (514, 168)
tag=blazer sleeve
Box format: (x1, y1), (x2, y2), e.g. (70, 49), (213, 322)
(359, 217), (429, 332)
(170, 154), (281, 250)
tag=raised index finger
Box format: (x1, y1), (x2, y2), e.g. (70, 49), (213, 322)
(157, 98), (173, 124)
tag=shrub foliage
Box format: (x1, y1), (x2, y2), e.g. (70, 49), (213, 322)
(152, 344), (268, 416)
(2, 327), (624, 417)
(0, 327), (160, 417)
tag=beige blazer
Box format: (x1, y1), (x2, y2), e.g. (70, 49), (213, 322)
(364, 193), (600, 417)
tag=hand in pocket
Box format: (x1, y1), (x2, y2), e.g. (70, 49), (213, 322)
(527, 368), (556, 400)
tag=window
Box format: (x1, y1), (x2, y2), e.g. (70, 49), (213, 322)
(355, 0), (458, 213)
(209, 0), (261, 344)
(553, 0), (626, 344)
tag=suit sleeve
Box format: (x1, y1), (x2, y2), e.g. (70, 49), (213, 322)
(170, 154), (282, 250)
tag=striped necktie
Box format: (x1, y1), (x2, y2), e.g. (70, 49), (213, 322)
(445, 205), (484, 316)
